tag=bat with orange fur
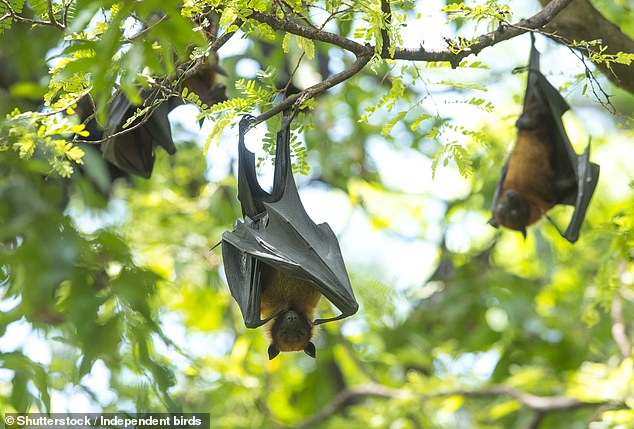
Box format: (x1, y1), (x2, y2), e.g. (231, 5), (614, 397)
(489, 34), (599, 243)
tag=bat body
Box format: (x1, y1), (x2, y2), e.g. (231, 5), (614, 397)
(260, 265), (321, 358)
(490, 34), (599, 242)
(222, 112), (358, 359)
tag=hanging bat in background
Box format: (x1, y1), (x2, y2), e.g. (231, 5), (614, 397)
(100, 56), (228, 178)
(489, 33), (600, 243)
(221, 112), (358, 360)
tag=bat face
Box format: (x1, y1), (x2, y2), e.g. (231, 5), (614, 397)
(493, 189), (529, 234)
(268, 309), (315, 359)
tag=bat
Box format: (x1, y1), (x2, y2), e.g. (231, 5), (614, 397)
(100, 58), (227, 178)
(101, 89), (176, 179)
(221, 111), (358, 359)
(489, 33), (600, 243)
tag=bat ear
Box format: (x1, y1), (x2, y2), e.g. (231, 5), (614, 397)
(304, 342), (316, 359)
(268, 344), (280, 360)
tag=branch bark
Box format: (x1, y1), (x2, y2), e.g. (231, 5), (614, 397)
(392, 0), (575, 66)
(539, 0), (634, 93)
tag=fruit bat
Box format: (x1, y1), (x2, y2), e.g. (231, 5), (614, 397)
(489, 34), (600, 243)
(100, 58), (227, 178)
(221, 112), (358, 359)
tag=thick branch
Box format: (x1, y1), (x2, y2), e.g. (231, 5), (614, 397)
(248, 10), (370, 56)
(539, 0), (634, 94)
(392, 0), (574, 66)
(243, 0), (574, 120)
(289, 383), (604, 429)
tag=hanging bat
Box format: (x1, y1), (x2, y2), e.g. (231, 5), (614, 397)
(100, 57), (227, 178)
(221, 112), (358, 359)
(489, 33), (600, 243)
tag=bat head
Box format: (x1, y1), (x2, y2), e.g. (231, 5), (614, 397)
(268, 309), (316, 359)
(494, 189), (530, 234)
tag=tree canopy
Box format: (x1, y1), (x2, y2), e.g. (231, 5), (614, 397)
(1, 0), (633, 428)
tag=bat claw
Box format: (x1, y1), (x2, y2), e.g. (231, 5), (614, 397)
(239, 115), (257, 134)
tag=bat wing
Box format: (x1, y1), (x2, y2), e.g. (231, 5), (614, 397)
(101, 91), (176, 178)
(488, 158), (509, 227)
(236, 117), (271, 218)
(221, 220), (268, 328)
(563, 146), (600, 242)
(222, 112), (358, 328)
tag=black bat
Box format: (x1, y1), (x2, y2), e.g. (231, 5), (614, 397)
(489, 33), (600, 243)
(221, 112), (358, 359)
(101, 90), (176, 179)
(100, 60), (227, 178)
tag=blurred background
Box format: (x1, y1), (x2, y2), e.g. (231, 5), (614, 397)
(0, 0), (633, 428)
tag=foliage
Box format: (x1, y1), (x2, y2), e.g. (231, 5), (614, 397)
(1, 0), (634, 429)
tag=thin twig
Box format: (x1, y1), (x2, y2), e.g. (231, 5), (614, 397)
(46, 0), (63, 30)
(122, 14), (168, 43)
(73, 94), (168, 144)
(62, 0), (72, 28)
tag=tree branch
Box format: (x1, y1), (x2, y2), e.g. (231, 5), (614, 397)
(391, 0), (574, 66)
(248, 10), (370, 56)
(380, 0), (392, 58)
(46, 0), (63, 30)
(242, 0), (575, 123)
(248, 50), (372, 126)
(292, 384), (410, 429)
(209, 17), (244, 52)
(0, 0), (65, 29)
(539, 0), (634, 93)
(288, 383), (606, 429)
(450, 385), (594, 411)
